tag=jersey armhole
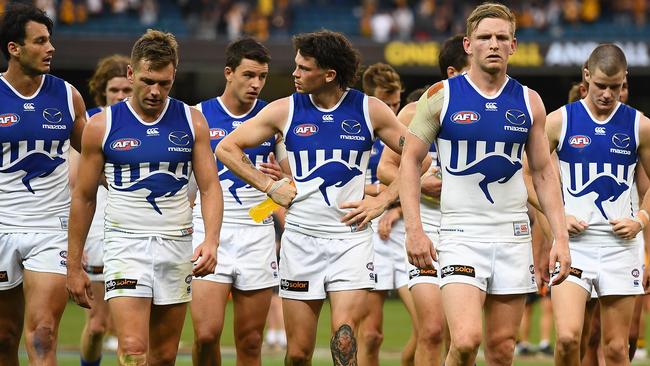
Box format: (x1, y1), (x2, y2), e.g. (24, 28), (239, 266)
(634, 110), (641, 153)
(362, 94), (375, 142)
(523, 86), (534, 126)
(557, 106), (568, 152)
(184, 104), (196, 141)
(439, 79), (450, 128)
(282, 96), (295, 139)
(101, 106), (113, 153)
(64, 81), (76, 123)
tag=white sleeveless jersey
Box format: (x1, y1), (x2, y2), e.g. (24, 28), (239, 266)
(0, 74), (76, 232)
(283, 89), (373, 239)
(103, 99), (194, 239)
(557, 100), (640, 246)
(87, 186), (108, 238)
(437, 75), (532, 243)
(193, 98), (274, 225)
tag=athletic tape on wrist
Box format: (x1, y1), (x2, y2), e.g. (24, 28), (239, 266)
(267, 178), (290, 197)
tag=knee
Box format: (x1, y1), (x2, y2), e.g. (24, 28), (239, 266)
(451, 332), (482, 356)
(555, 331), (581, 356)
(418, 323), (443, 348)
(0, 326), (21, 352)
(86, 319), (108, 339)
(194, 325), (222, 346)
(361, 328), (384, 352)
(118, 336), (147, 356)
(149, 348), (179, 366)
(485, 335), (517, 362)
(236, 330), (263, 357)
(29, 324), (57, 354)
(285, 349), (311, 365)
(602, 338), (629, 362)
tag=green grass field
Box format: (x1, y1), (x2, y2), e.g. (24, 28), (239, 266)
(19, 298), (650, 365)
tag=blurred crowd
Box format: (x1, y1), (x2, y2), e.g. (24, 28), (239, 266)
(0, 0), (648, 40)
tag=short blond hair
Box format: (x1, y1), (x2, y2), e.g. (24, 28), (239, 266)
(362, 63), (403, 96)
(131, 29), (178, 71)
(466, 2), (516, 37)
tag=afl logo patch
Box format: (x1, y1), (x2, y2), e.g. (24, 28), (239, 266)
(451, 111), (480, 124)
(110, 138), (141, 151)
(210, 128), (227, 140)
(294, 123), (319, 136)
(0, 113), (20, 127)
(568, 135), (591, 148)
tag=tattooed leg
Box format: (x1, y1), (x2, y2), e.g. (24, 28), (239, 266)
(331, 324), (358, 366)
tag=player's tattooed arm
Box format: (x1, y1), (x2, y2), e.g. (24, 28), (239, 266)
(242, 153), (255, 168)
(399, 135), (405, 148)
(330, 324), (358, 366)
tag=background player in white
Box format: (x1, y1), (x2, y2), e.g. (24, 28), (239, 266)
(378, 33), (470, 366)
(547, 44), (650, 366)
(66, 30), (221, 366)
(70, 54), (131, 366)
(357, 62), (418, 366)
(399, 3), (571, 366)
(216, 30), (408, 365)
(0, 4), (86, 365)
(190, 37), (281, 366)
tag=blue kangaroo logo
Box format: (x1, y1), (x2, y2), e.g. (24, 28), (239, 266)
(0, 151), (65, 193)
(218, 168), (249, 205)
(446, 154), (522, 204)
(294, 160), (363, 206)
(568, 174), (628, 219)
(112, 171), (188, 215)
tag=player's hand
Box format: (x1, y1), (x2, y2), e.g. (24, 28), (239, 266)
(406, 229), (436, 268)
(268, 178), (296, 207)
(535, 241), (551, 292)
(566, 215), (588, 236)
(192, 241), (218, 277)
(259, 152), (287, 181)
(548, 238), (571, 286)
(609, 218), (642, 240)
(420, 169), (442, 198)
(378, 206), (401, 240)
(66, 267), (93, 309)
(340, 195), (387, 228)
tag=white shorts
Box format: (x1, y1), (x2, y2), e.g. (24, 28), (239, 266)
(407, 229), (441, 289)
(279, 230), (374, 300)
(84, 230), (104, 282)
(437, 240), (537, 295)
(0, 232), (67, 290)
(560, 243), (644, 298)
(192, 221), (278, 291)
(373, 220), (408, 291)
(103, 236), (193, 305)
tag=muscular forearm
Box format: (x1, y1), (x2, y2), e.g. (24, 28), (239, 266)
(67, 196), (96, 271)
(532, 167), (568, 242)
(199, 184), (223, 244)
(216, 143), (273, 192)
(399, 158), (425, 233)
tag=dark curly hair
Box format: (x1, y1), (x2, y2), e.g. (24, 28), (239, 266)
(293, 30), (360, 89)
(0, 3), (53, 61)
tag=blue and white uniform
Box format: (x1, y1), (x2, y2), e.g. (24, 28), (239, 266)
(435, 74), (536, 294)
(556, 100), (643, 296)
(279, 89), (375, 299)
(0, 74), (76, 288)
(193, 97), (278, 290)
(84, 106), (108, 281)
(101, 98), (195, 304)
